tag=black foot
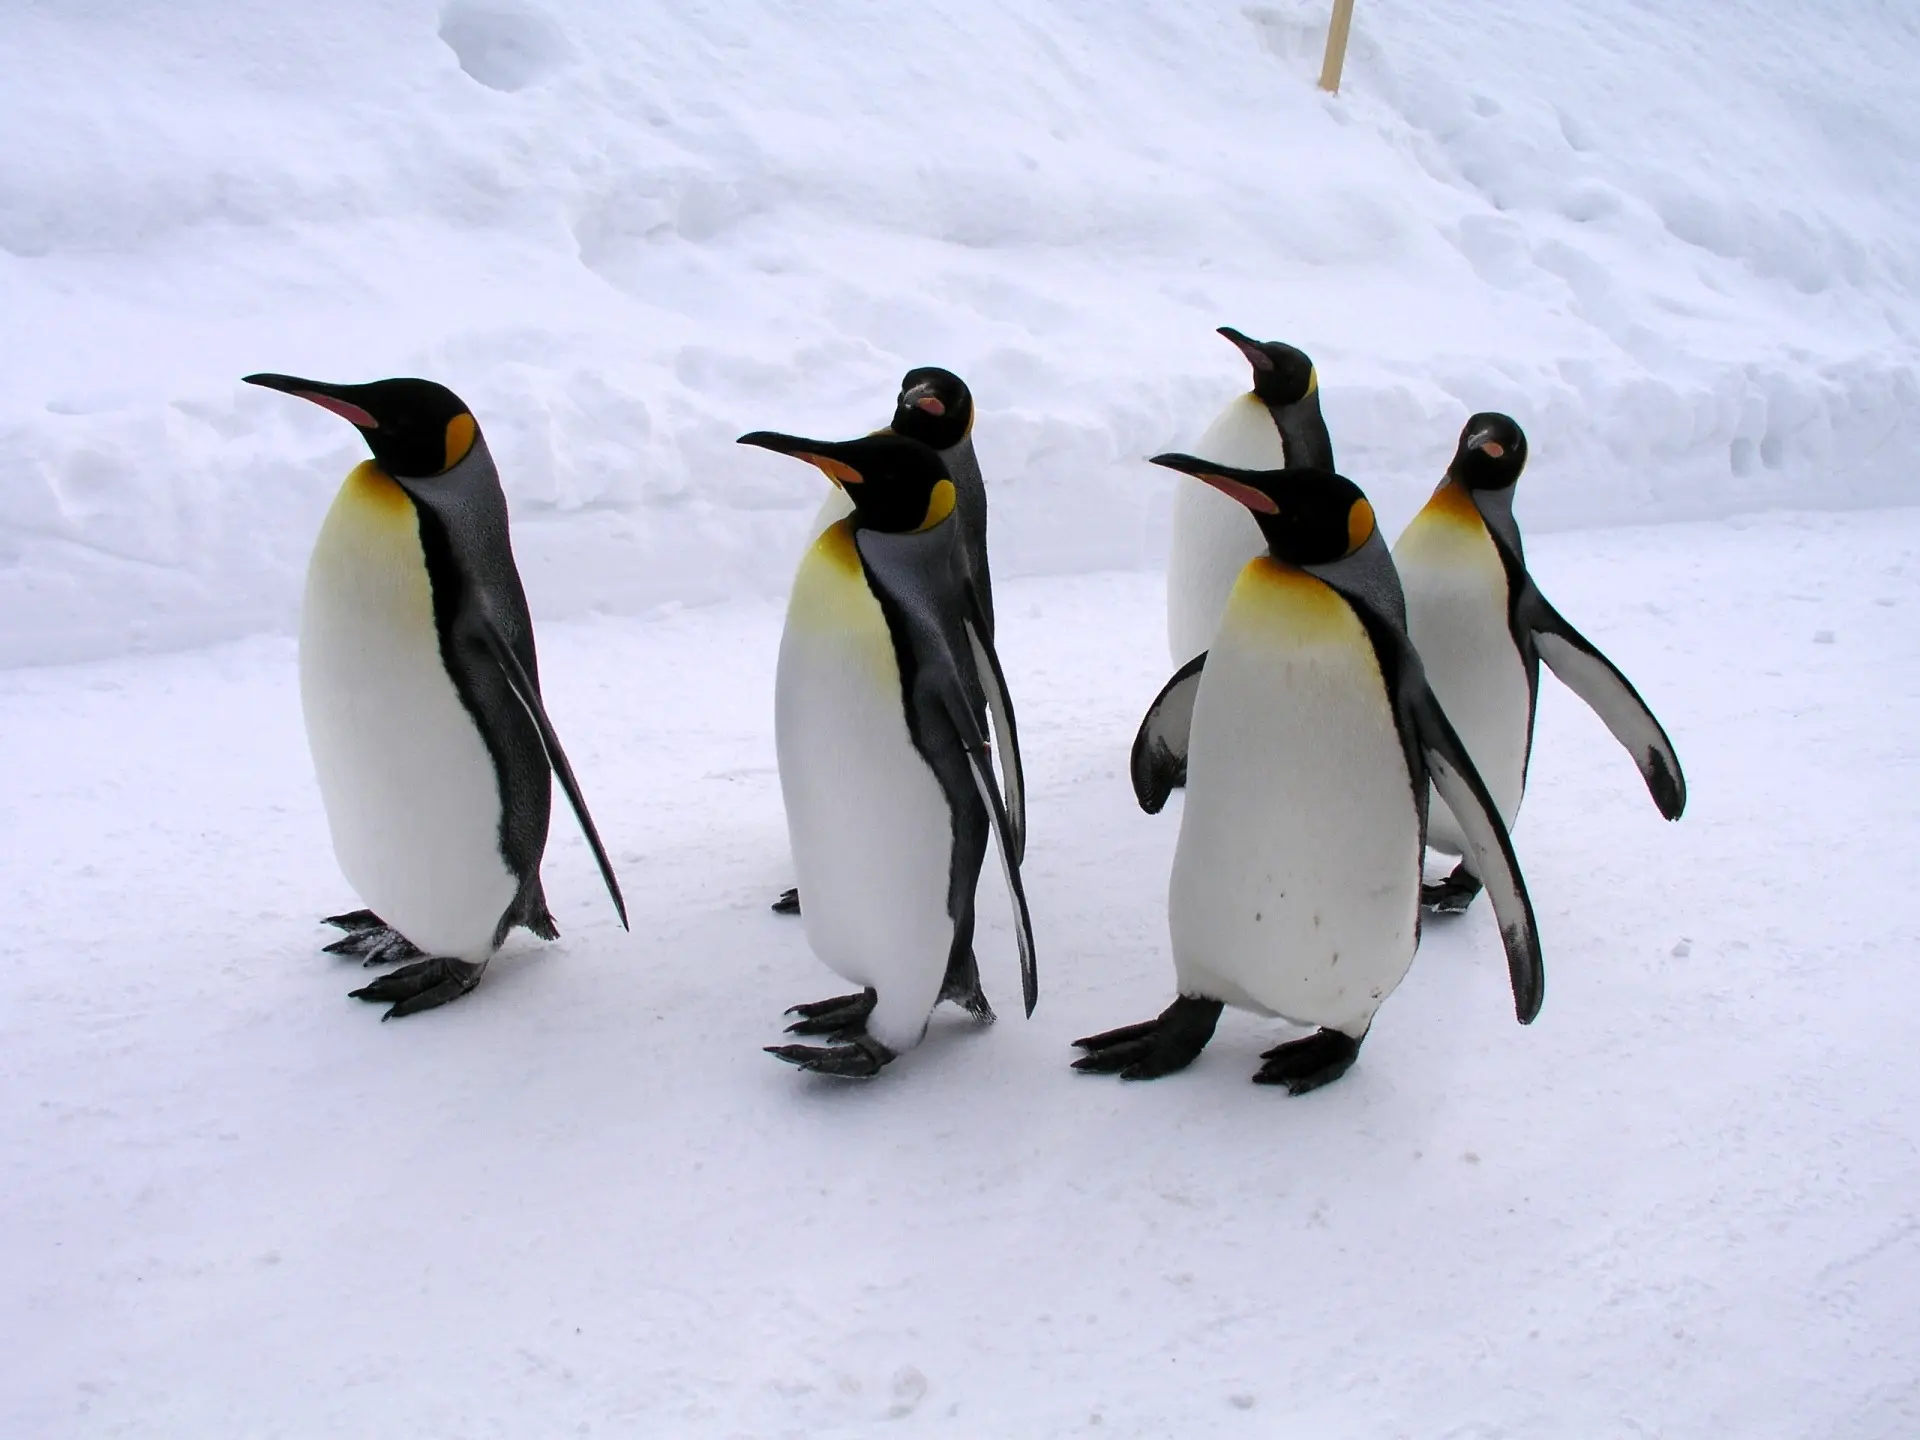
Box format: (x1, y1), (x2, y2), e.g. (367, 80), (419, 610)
(783, 988), (877, 1038)
(324, 909), (385, 933)
(322, 920), (424, 967)
(765, 1033), (895, 1078)
(1421, 863), (1483, 914)
(349, 957), (486, 1020)
(771, 888), (801, 915)
(1072, 995), (1224, 1080)
(938, 949), (995, 1024)
(1253, 1027), (1364, 1093)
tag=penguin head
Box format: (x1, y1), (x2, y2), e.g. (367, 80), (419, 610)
(1217, 327), (1318, 407)
(739, 430), (957, 534)
(1449, 412), (1528, 491)
(1150, 454), (1374, 566)
(891, 367), (974, 450)
(244, 374), (480, 478)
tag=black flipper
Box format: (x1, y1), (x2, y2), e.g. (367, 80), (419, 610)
(1410, 686), (1545, 1024)
(966, 597), (1025, 865)
(475, 613), (629, 930)
(855, 523), (1040, 1019)
(1519, 587), (1686, 820)
(1129, 652), (1206, 814)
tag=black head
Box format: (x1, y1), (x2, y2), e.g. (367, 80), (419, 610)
(890, 367), (974, 451)
(1150, 454), (1374, 566)
(739, 430), (956, 535)
(244, 374), (479, 479)
(1217, 327), (1318, 407)
(1449, 412), (1528, 491)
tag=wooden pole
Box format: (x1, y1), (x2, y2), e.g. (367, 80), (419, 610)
(1319, 0), (1356, 94)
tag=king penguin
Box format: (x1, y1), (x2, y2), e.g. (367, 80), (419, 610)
(775, 365), (1016, 915)
(244, 373), (628, 1017)
(1165, 327), (1334, 668)
(738, 429), (1036, 1077)
(1080, 459), (1543, 1092)
(1393, 414), (1686, 913)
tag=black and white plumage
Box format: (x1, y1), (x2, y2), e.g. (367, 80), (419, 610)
(245, 373), (626, 1017)
(1393, 414), (1685, 912)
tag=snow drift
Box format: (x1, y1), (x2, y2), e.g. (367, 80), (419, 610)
(2, 0), (1917, 666)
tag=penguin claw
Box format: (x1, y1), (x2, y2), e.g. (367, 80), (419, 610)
(1252, 1028), (1364, 1093)
(1071, 996), (1223, 1081)
(349, 957), (486, 1020)
(770, 888), (801, 915)
(322, 923), (425, 967)
(765, 1036), (894, 1078)
(323, 909), (387, 933)
(1420, 863), (1484, 914)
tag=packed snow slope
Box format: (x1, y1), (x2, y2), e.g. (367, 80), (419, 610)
(3, 1), (1919, 665)
(4, 508), (1917, 1436)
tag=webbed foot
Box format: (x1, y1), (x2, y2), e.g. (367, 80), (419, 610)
(1071, 995), (1223, 1080)
(1252, 1028), (1363, 1093)
(765, 1034), (895, 1078)
(1421, 863), (1483, 914)
(783, 988), (877, 1038)
(938, 949), (995, 1024)
(322, 912), (424, 967)
(771, 888), (801, 915)
(349, 957), (486, 1019)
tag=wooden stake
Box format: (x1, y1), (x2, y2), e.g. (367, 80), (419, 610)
(1319, 0), (1357, 94)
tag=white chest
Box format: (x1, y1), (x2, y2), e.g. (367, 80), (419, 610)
(1166, 394), (1288, 665)
(298, 463), (518, 961)
(1170, 560), (1421, 1036)
(1394, 490), (1532, 844)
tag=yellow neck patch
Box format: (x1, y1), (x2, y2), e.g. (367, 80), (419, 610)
(913, 478), (956, 533)
(341, 459), (414, 520)
(443, 413), (477, 471)
(1305, 366), (1319, 396)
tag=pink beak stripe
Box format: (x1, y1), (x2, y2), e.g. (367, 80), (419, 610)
(296, 391), (377, 429)
(914, 395), (946, 417)
(1198, 472), (1280, 514)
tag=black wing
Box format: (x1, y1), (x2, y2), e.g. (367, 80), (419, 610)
(1129, 652), (1206, 814)
(964, 587), (1026, 864)
(857, 523), (1038, 1016)
(1410, 683), (1544, 1024)
(1518, 586), (1686, 819)
(476, 614), (629, 930)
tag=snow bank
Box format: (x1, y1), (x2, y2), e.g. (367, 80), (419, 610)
(3, 0), (1917, 665)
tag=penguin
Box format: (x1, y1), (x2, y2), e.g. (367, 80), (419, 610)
(775, 365), (1018, 914)
(1165, 327), (1334, 668)
(1080, 459), (1543, 1092)
(738, 429), (1036, 1077)
(244, 374), (627, 1017)
(1393, 414), (1686, 913)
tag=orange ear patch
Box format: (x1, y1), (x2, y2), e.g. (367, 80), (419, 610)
(1346, 497), (1376, 554)
(1196, 473), (1280, 514)
(797, 453), (864, 488)
(443, 413), (477, 471)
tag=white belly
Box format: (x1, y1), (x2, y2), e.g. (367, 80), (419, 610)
(299, 463), (519, 962)
(776, 522), (956, 1052)
(1166, 394), (1288, 665)
(1394, 487), (1532, 857)
(1170, 559), (1421, 1036)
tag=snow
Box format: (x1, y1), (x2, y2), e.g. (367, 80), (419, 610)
(5, 0), (1920, 1432)
(3, 1), (1918, 665)
(6, 508), (1919, 1436)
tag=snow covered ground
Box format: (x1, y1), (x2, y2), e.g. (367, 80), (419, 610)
(4, 1), (1919, 665)
(5, 507), (1917, 1437)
